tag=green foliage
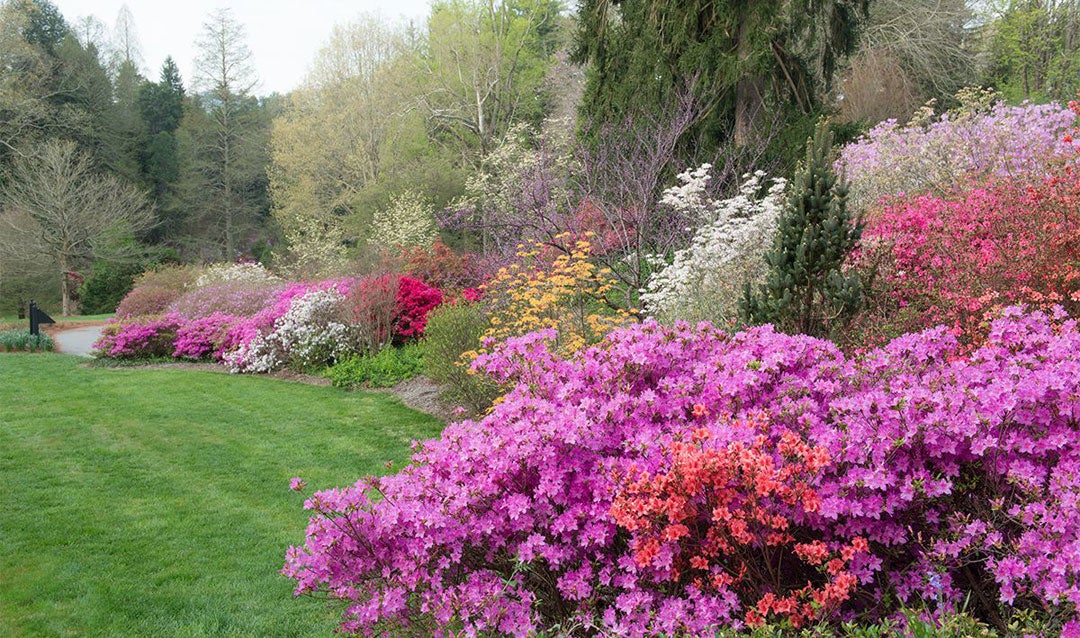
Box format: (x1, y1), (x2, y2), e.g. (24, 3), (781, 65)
(742, 119), (863, 337)
(324, 343), (424, 389)
(0, 329), (53, 351)
(76, 259), (146, 315)
(421, 301), (500, 416)
(984, 0), (1080, 103)
(574, 0), (867, 155)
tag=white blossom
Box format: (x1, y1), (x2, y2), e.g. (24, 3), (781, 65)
(643, 168), (786, 326)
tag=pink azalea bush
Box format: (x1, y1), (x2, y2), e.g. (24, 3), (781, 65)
(839, 96), (1078, 214)
(172, 312), (242, 360)
(94, 315), (183, 358)
(166, 281), (285, 319)
(284, 308), (1080, 636)
(855, 168), (1080, 345)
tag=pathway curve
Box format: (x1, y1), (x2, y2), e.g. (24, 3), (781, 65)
(53, 325), (105, 357)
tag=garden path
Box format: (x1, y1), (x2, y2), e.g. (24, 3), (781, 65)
(53, 325), (104, 357)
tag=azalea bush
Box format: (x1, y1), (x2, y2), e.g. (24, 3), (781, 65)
(857, 168), (1080, 343)
(469, 235), (634, 360)
(94, 315), (183, 359)
(839, 90), (1078, 214)
(284, 308), (1080, 636)
(166, 281), (284, 319)
(642, 168), (786, 326)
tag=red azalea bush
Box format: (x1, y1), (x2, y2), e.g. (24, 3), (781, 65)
(858, 169), (1080, 345)
(611, 417), (867, 630)
(394, 276), (442, 341)
(344, 273), (400, 353)
(284, 309), (1080, 636)
(400, 240), (482, 291)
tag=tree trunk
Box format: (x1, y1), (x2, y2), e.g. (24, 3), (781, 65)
(59, 257), (71, 316)
(733, 15), (764, 148)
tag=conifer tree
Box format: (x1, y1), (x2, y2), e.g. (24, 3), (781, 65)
(741, 118), (862, 337)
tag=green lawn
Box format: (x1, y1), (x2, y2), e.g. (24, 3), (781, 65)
(0, 354), (443, 637)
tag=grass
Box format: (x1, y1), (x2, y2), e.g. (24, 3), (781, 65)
(0, 354), (444, 637)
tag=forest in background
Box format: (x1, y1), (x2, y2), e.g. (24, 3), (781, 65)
(1, 0), (1078, 316)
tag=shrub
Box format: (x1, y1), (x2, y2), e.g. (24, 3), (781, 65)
(643, 169), (786, 326)
(472, 234), (634, 359)
(94, 315), (182, 359)
(343, 273), (400, 354)
(394, 276), (442, 342)
(839, 91), (1078, 215)
(115, 285), (182, 319)
(421, 301), (499, 415)
(225, 287), (352, 373)
(192, 261), (280, 288)
(400, 240), (482, 291)
(77, 259), (145, 315)
(0, 329), (53, 352)
(285, 309), (1080, 636)
(859, 169), (1080, 344)
(172, 313), (241, 360)
(324, 344), (424, 389)
(166, 281), (284, 319)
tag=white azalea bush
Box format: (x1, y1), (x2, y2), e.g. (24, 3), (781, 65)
(642, 167), (786, 326)
(225, 288), (352, 373)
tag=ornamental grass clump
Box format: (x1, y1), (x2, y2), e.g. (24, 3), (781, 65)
(285, 308), (1080, 636)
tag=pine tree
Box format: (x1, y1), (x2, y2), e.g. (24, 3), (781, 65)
(741, 118), (862, 337)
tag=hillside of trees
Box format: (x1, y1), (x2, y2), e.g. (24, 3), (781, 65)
(1, 0), (1077, 316)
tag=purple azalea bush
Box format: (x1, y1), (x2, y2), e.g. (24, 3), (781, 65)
(283, 308), (1080, 636)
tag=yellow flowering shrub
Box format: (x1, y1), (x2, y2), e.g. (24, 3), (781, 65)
(464, 234), (635, 361)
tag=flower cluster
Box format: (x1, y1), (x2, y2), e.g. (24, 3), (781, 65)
(611, 417), (866, 632)
(839, 96), (1077, 214)
(102, 266), (447, 375)
(284, 308), (1080, 635)
(193, 261), (281, 287)
(643, 169), (786, 326)
(468, 235), (633, 359)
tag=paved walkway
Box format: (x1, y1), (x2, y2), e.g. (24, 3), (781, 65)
(53, 325), (105, 357)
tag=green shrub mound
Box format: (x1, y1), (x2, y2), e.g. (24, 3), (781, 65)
(325, 344), (424, 388)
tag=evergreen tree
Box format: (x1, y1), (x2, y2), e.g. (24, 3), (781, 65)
(573, 0), (867, 155)
(741, 119), (862, 338)
(137, 57), (185, 242)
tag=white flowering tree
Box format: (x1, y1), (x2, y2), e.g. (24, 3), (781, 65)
(370, 190), (438, 249)
(642, 167), (786, 327)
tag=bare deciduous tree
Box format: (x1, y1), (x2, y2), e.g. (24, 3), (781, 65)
(0, 139), (153, 315)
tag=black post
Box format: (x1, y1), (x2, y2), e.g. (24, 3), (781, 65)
(29, 301), (54, 336)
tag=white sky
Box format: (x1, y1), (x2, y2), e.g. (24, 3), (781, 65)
(51, 0), (434, 95)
